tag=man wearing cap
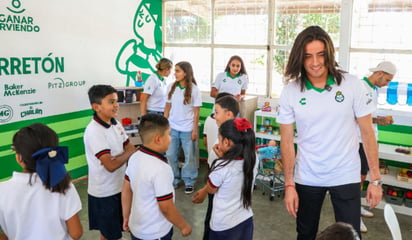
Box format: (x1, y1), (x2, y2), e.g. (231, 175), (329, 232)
(358, 61), (396, 233)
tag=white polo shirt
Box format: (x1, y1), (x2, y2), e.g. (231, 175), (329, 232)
(0, 172), (81, 240)
(357, 77), (379, 141)
(125, 146), (174, 239)
(143, 73), (167, 112)
(203, 114), (219, 166)
(166, 82), (202, 132)
(84, 114), (129, 197)
(208, 159), (256, 231)
(276, 73), (375, 186)
(212, 72), (248, 96)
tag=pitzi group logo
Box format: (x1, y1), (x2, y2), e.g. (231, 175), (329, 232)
(0, 0), (40, 32)
(48, 77), (86, 89)
(0, 105), (13, 123)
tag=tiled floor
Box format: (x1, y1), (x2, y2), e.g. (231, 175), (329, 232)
(75, 161), (412, 239)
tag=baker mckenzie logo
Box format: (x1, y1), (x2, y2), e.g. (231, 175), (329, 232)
(0, 0), (40, 32)
(3, 84), (36, 96)
(0, 105), (13, 123)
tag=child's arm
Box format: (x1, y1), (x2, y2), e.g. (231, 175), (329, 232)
(121, 179), (132, 232)
(192, 181), (218, 204)
(191, 106), (200, 141)
(158, 199), (192, 237)
(164, 102), (171, 118)
(100, 142), (136, 172)
(66, 213), (82, 240)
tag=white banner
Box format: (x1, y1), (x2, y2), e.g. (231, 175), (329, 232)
(0, 0), (162, 124)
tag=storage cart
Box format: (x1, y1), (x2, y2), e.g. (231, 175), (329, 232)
(255, 145), (284, 201)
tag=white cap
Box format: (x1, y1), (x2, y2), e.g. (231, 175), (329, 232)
(369, 61), (397, 75)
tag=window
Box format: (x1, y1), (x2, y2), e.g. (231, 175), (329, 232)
(164, 0), (412, 111)
(350, 0), (412, 110)
(272, 0), (341, 96)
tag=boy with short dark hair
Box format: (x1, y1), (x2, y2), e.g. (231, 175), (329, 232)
(122, 114), (192, 240)
(84, 84), (136, 240)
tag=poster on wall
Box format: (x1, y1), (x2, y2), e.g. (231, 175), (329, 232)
(0, 0), (162, 179)
(0, 0), (162, 125)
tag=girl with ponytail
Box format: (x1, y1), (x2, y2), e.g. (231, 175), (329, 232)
(192, 118), (257, 240)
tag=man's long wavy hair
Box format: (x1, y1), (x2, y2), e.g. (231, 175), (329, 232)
(284, 25), (345, 92)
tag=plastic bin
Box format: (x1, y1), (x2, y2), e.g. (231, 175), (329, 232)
(385, 187), (405, 206)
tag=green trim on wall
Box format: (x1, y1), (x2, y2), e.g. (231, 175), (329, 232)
(199, 102), (214, 160)
(0, 109), (93, 180)
(378, 124), (412, 134)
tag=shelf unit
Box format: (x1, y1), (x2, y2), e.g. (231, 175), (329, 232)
(115, 86), (143, 146)
(254, 109), (412, 215)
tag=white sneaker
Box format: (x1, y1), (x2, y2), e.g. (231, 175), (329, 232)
(361, 206), (374, 218)
(360, 218), (368, 233)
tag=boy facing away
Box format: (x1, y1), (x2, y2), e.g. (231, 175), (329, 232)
(84, 84), (136, 240)
(122, 114), (192, 239)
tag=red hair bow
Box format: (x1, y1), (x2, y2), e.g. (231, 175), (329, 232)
(234, 118), (252, 132)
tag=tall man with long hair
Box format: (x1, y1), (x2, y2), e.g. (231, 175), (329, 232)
(277, 26), (382, 239)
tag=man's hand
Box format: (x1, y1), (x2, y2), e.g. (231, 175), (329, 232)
(284, 186), (299, 218)
(366, 184), (383, 209)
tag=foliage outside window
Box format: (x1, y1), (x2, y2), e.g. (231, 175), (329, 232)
(164, 0), (412, 112)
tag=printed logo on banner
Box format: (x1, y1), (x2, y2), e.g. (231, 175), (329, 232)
(0, 0), (40, 32)
(48, 77), (86, 89)
(0, 105), (13, 123)
(115, 0), (162, 87)
(20, 106), (43, 118)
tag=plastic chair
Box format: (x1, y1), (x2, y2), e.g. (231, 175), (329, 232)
(384, 204), (402, 240)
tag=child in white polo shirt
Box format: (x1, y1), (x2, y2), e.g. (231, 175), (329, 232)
(193, 118), (257, 240)
(84, 84), (137, 240)
(210, 55), (249, 101)
(122, 114), (192, 240)
(164, 61), (202, 194)
(0, 123), (82, 240)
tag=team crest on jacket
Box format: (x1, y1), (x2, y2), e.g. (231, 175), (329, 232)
(335, 91), (344, 102)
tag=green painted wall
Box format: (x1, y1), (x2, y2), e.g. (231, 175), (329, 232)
(0, 101), (215, 181)
(0, 110), (92, 181)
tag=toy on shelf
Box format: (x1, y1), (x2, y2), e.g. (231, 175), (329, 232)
(261, 102), (272, 112)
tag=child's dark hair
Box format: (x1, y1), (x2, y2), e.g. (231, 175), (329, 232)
(168, 61), (197, 104)
(215, 95), (239, 116)
(224, 55), (248, 76)
(211, 118), (256, 209)
(88, 84), (117, 104)
(139, 113), (170, 144)
(215, 92), (233, 101)
(316, 222), (360, 240)
(12, 123), (71, 194)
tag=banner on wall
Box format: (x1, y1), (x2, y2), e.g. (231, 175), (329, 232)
(0, 0), (162, 124)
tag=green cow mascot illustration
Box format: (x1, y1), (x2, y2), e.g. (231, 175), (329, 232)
(116, 0), (162, 87)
